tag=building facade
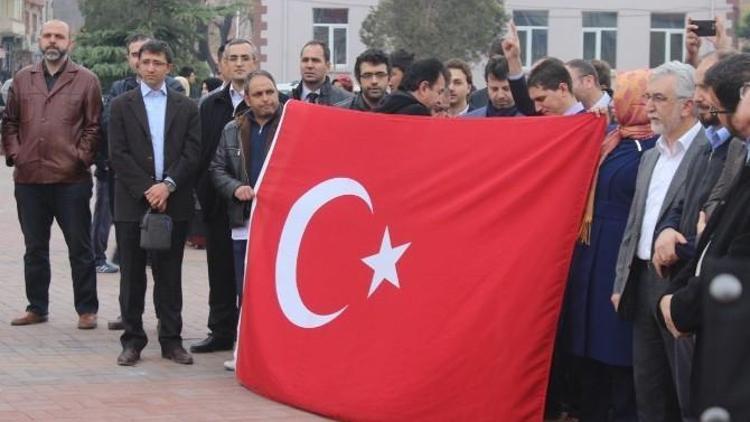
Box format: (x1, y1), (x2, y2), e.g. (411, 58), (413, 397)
(505, 0), (738, 71)
(0, 0), (53, 80)
(252, 0), (739, 86)
(256, 0), (379, 83)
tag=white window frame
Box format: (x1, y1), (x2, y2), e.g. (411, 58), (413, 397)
(582, 28), (617, 61)
(516, 24), (548, 69)
(313, 23), (348, 69)
(650, 28), (685, 65)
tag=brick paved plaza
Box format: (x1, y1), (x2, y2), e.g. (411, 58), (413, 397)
(0, 165), (326, 421)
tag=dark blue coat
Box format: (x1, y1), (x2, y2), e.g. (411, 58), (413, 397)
(561, 135), (657, 366)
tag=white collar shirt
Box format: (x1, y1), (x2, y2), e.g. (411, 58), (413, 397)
(637, 121), (703, 259)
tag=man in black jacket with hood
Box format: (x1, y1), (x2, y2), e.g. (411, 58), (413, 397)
(376, 58), (448, 116)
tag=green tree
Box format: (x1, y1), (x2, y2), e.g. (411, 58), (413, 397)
(73, 0), (243, 90)
(360, 0), (507, 62)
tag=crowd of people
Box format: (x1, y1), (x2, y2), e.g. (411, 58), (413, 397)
(1, 15), (750, 422)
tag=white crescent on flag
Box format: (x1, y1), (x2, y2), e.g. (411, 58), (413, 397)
(274, 177), (410, 329)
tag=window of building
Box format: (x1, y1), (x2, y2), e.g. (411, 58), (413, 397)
(650, 13), (685, 67)
(513, 10), (548, 68)
(582, 12), (617, 67)
(312, 8), (348, 68)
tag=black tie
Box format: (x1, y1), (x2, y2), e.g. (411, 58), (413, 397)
(306, 92), (319, 104)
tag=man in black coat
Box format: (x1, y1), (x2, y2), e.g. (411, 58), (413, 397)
(376, 58), (448, 116)
(192, 38), (257, 354)
(108, 40), (201, 366)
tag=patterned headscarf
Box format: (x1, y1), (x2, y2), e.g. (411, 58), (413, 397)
(579, 69), (654, 243)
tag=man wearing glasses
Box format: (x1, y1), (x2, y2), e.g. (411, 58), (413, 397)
(109, 40), (201, 366)
(340, 49), (390, 112)
(611, 61), (706, 420)
(193, 39), (258, 355)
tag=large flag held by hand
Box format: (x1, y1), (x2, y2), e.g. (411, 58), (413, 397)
(236, 101), (606, 421)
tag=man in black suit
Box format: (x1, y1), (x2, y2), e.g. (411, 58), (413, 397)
(192, 38), (257, 354)
(108, 40), (201, 366)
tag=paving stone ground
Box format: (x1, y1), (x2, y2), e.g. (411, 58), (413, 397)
(0, 165), (326, 421)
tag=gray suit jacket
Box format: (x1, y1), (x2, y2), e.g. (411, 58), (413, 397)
(703, 137), (747, 219)
(613, 126), (707, 317)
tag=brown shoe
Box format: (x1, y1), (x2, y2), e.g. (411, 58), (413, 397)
(77, 313), (97, 329)
(10, 311), (48, 326)
(117, 348), (140, 366)
(162, 345), (194, 365)
(108, 316), (124, 330)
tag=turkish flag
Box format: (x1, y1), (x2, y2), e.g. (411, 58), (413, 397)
(236, 101), (605, 421)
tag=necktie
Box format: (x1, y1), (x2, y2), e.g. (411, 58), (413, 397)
(306, 92), (319, 104)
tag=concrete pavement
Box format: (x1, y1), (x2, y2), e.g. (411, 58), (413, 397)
(0, 165), (325, 421)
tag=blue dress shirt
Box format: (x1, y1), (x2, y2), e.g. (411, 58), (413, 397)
(140, 81), (167, 181)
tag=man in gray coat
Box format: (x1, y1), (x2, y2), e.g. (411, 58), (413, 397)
(291, 40), (352, 106)
(611, 61), (707, 421)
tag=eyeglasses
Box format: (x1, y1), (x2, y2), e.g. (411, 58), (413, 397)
(360, 72), (388, 80)
(740, 82), (750, 100)
(140, 59), (167, 68)
(641, 93), (690, 104)
(707, 105), (731, 118)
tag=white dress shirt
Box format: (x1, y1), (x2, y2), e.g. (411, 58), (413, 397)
(592, 91), (612, 110)
(564, 102), (585, 116)
(229, 84), (244, 109)
(637, 121), (703, 260)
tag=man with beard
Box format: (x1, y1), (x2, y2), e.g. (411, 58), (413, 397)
(1, 20), (102, 329)
(652, 49), (739, 279)
(192, 38), (258, 355)
(466, 55), (524, 117)
(611, 61), (705, 420)
(291, 40), (352, 106)
(340, 49), (389, 112)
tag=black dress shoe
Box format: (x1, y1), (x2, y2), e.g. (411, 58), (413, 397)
(162, 346), (194, 365)
(117, 348), (140, 366)
(190, 335), (234, 353)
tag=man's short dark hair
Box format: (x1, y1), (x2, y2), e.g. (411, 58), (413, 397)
(390, 49), (415, 73)
(179, 66), (194, 77)
(484, 55), (509, 82)
(590, 59), (612, 90)
(354, 48), (390, 81)
(566, 59), (599, 87)
(244, 70), (277, 94)
(224, 38), (257, 59)
(528, 57), (572, 91)
(445, 59), (473, 87)
(217, 43), (226, 60)
(400, 58), (447, 92)
(301, 40), (330, 63)
(138, 39), (174, 64)
(125, 33), (151, 50)
(704, 53), (750, 112)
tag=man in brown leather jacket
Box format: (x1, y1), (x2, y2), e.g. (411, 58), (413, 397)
(1, 20), (102, 329)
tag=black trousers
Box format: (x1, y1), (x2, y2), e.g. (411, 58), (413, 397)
(116, 221), (188, 352)
(204, 209), (237, 340)
(632, 260), (693, 422)
(15, 182), (98, 316)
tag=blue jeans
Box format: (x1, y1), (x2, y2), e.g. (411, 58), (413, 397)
(232, 240), (247, 308)
(15, 181), (98, 315)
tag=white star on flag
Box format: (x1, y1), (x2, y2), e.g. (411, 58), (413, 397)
(361, 227), (411, 297)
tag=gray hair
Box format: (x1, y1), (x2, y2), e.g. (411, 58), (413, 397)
(650, 60), (696, 99)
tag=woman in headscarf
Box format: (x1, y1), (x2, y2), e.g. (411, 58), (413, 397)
(560, 69), (657, 421)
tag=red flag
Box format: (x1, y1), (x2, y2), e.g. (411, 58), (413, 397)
(237, 101), (605, 421)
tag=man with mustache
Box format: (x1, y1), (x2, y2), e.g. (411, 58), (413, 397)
(1, 20), (102, 329)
